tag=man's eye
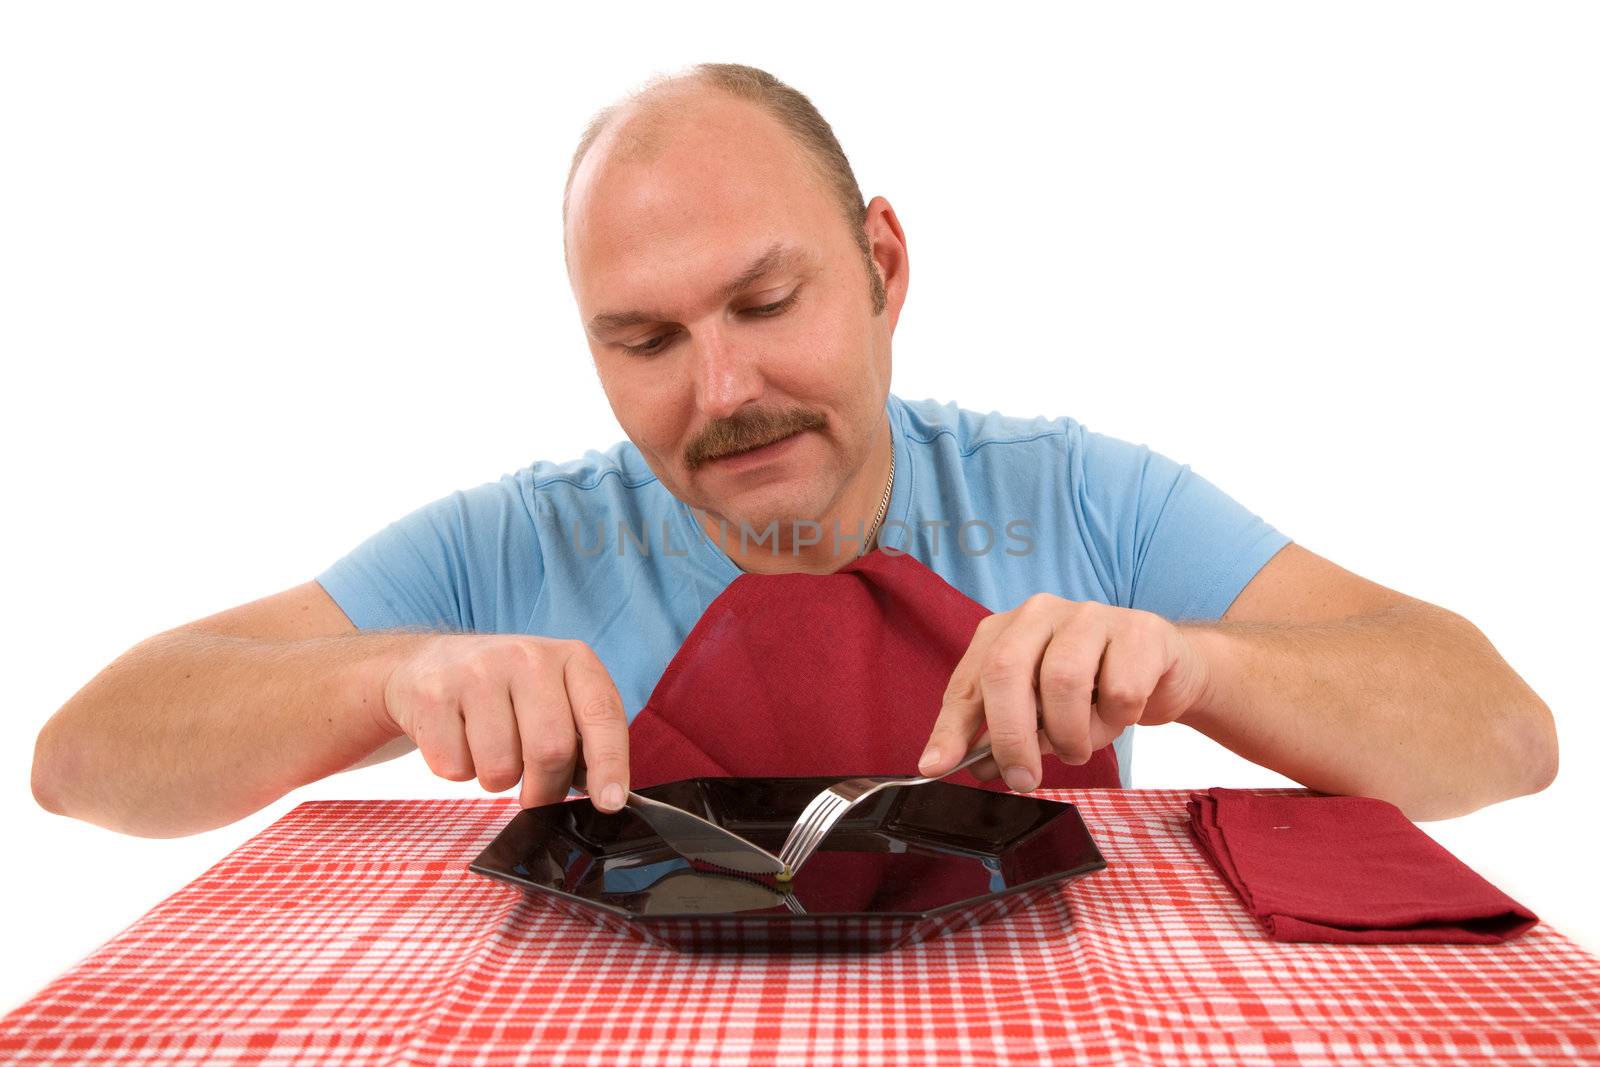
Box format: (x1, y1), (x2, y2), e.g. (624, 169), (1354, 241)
(746, 291), (799, 317)
(622, 333), (675, 356)
(619, 291), (798, 355)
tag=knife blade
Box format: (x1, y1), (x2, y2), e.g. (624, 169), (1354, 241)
(568, 766), (787, 876)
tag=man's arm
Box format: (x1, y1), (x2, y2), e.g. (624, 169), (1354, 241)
(31, 581), (426, 838)
(921, 541), (1556, 823)
(33, 577), (637, 837)
(1178, 543), (1559, 820)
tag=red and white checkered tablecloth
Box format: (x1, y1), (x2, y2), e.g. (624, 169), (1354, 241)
(4, 789), (1598, 1066)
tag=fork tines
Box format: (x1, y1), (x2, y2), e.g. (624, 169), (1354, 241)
(777, 792), (855, 873)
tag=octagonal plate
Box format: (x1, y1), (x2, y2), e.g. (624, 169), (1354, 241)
(469, 775), (1106, 953)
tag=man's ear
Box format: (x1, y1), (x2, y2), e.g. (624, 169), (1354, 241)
(864, 195), (909, 324)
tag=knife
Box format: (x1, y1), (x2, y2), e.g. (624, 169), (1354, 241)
(568, 766), (787, 876)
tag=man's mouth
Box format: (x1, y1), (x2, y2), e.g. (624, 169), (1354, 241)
(707, 430), (804, 468)
(722, 433), (791, 458)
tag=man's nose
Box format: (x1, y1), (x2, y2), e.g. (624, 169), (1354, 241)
(690, 326), (764, 420)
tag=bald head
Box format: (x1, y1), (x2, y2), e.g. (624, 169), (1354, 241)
(562, 63), (885, 315)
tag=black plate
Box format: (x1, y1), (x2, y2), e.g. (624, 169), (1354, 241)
(469, 775), (1107, 953)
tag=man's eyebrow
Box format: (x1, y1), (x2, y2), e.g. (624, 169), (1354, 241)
(586, 242), (811, 335)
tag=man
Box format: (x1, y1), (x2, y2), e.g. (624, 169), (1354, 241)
(32, 63), (1556, 838)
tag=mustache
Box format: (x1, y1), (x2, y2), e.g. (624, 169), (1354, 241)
(684, 407), (829, 471)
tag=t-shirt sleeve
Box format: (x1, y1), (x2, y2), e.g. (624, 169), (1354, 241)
(1076, 428), (1290, 622)
(314, 475), (545, 634)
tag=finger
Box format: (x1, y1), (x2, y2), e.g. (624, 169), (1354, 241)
(1092, 633), (1158, 734)
(461, 677), (522, 794)
(511, 658), (578, 809)
(564, 645), (631, 814)
(1037, 623), (1106, 766)
(920, 615), (1006, 775)
(975, 727), (1070, 783)
(414, 691), (476, 783)
(1144, 624), (1205, 725)
(967, 750), (1002, 781)
(1085, 713), (1125, 755)
(978, 613), (1056, 793)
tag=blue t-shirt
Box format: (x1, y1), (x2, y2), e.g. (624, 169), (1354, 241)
(315, 394), (1292, 787)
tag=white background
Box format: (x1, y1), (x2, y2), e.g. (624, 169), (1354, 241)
(2, 2), (1596, 1015)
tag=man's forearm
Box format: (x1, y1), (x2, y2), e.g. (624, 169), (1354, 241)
(1178, 604), (1558, 821)
(32, 630), (427, 838)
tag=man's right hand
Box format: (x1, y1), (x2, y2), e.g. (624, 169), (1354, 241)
(381, 635), (630, 813)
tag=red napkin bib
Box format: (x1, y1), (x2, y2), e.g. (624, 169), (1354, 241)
(628, 549), (1120, 792)
(1187, 787), (1539, 944)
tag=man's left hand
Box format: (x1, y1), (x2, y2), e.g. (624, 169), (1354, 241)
(917, 594), (1215, 791)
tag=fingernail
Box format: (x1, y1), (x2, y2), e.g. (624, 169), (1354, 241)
(918, 746), (942, 773)
(601, 783), (625, 811)
(1003, 766), (1037, 793)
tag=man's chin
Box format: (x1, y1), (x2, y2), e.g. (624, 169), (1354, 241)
(692, 493), (827, 543)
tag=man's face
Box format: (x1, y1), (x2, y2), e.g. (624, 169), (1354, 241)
(565, 90), (904, 536)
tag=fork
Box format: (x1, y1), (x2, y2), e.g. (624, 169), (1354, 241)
(775, 740), (996, 877)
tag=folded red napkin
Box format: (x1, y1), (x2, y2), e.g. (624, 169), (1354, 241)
(628, 548), (1120, 791)
(1186, 787), (1538, 944)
